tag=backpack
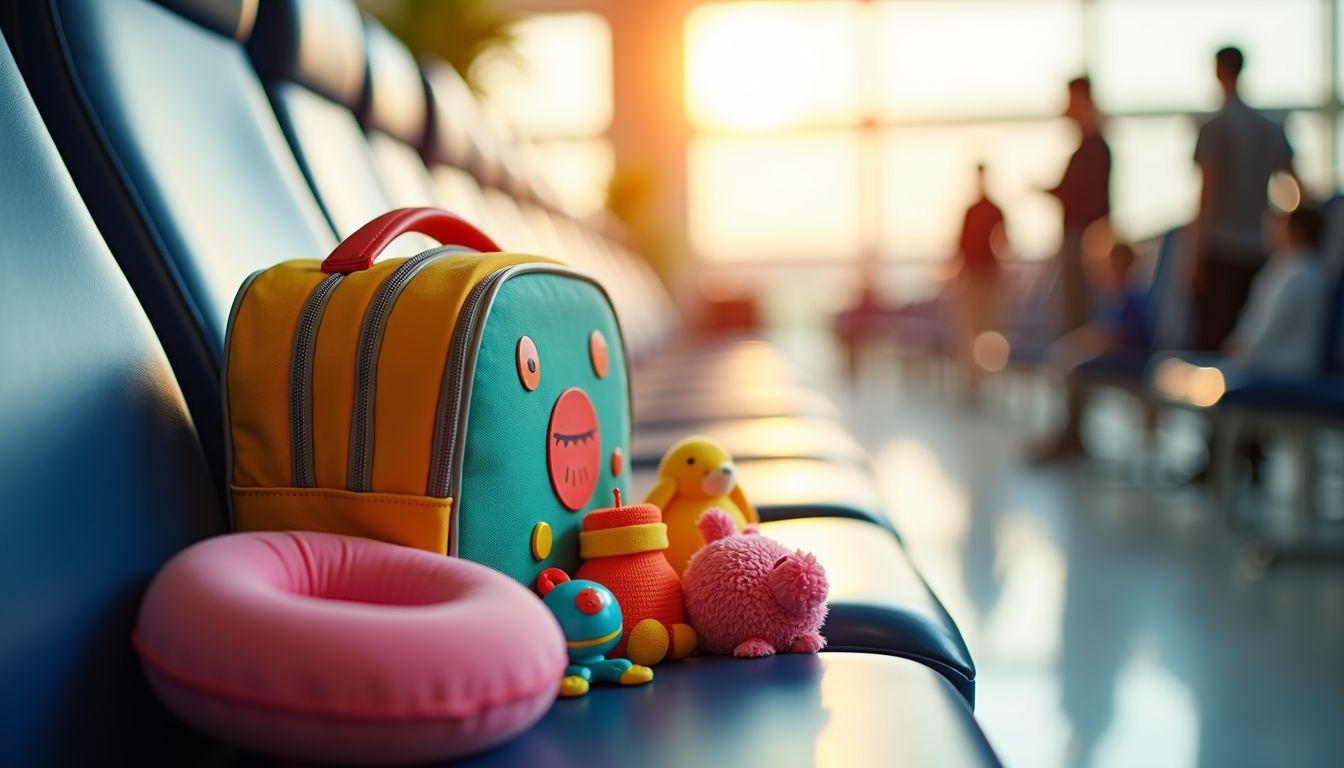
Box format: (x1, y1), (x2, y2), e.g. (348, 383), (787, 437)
(224, 207), (631, 583)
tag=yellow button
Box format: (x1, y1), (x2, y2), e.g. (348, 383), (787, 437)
(531, 522), (553, 561)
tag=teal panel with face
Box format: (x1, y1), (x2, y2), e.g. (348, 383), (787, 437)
(457, 272), (630, 585)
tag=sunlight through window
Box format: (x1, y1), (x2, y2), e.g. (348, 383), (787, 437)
(685, 2), (862, 132)
(684, 0), (1338, 271)
(471, 12), (615, 217)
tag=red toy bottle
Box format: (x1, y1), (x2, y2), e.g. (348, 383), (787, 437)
(575, 490), (697, 665)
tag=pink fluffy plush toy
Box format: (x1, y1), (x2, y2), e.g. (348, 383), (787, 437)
(681, 508), (829, 658)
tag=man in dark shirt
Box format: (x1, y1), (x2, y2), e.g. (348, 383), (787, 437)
(1046, 77), (1112, 334)
(1189, 46), (1300, 351)
(952, 163), (1007, 397)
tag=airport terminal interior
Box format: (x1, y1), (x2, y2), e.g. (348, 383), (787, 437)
(2, 0), (1343, 766)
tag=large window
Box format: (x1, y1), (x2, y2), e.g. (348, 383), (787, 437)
(876, 1), (1085, 121)
(879, 121), (1074, 262)
(1091, 0), (1327, 111)
(685, 0), (1341, 265)
(688, 134), (862, 259)
(474, 12), (615, 217)
(685, 3), (864, 131)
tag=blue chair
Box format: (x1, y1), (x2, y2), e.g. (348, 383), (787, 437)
(0, 32), (225, 763)
(1071, 226), (1189, 389)
(0, 14), (1010, 764)
(1002, 258), (1062, 367)
(1207, 251), (1344, 532)
(5, 0), (985, 724)
(1147, 206), (1344, 542)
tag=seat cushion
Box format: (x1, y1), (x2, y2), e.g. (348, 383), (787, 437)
(760, 518), (975, 703)
(247, 0), (431, 254)
(630, 458), (891, 530)
(424, 59), (499, 183)
(452, 654), (999, 767)
(17, 0), (339, 478)
(264, 79), (406, 241)
(41, 0), (337, 349)
(1147, 354), (1344, 417)
(634, 337), (801, 384)
(1219, 374), (1344, 418)
(361, 19), (438, 210)
(0, 31), (224, 764)
(157, 0), (256, 39)
(247, 0), (365, 107)
(631, 416), (867, 468)
(360, 18), (427, 148)
(634, 385), (841, 427)
(369, 131), (439, 208)
(1073, 349), (1155, 387)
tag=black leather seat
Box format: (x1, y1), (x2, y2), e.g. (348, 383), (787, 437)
(454, 654), (995, 768)
(762, 518), (976, 702)
(2, 0), (984, 753)
(420, 61), (519, 258)
(634, 380), (844, 426)
(629, 458), (892, 530)
(246, 0), (426, 257)
(399, 14), (974, 688)
(0, 32), (225, 764)
(8, 0), (337, 483)
(0, 21), (983, 753)
(359, 17), (438, 209)
(630, 416), (869, 468)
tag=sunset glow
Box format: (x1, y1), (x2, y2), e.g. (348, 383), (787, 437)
(685, 2), (861, 132)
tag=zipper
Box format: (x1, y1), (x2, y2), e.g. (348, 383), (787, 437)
(347, 247), (461, 492)
(289, 272), (344, 487)
(426, 266), (513, 499)
(222, 269), (265, 530)
(425, 264), (632, 511)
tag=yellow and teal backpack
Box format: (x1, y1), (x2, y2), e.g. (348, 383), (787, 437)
(223, 208), (631, 584)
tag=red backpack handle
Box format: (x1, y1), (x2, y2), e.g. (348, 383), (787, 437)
(321, 207), (501, 274)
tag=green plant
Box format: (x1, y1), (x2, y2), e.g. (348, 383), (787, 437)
(357, 0), (523, 91)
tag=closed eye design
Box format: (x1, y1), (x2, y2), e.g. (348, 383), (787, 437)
(553, 428), (596, 446)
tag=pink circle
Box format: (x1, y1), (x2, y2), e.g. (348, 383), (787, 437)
(547, 387), (600, 511)
(134, 531), (565, 763)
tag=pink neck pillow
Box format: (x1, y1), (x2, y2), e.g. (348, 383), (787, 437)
(134, 531), (565, 764)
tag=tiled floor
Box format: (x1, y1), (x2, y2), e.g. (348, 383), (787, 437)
(787, 334), (1344, 768)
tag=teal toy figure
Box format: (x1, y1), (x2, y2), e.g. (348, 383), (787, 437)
(536, 567), (654, 698)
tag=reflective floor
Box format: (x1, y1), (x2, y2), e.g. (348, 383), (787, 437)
(790, 335), (1344, 768)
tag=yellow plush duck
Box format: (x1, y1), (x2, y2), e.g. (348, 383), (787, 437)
(644, 436), (760, 575)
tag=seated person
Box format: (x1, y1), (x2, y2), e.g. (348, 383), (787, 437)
(1207, 204), (1329, 484)
(1033, 241), (1149, 460)
(1224, 204), (1328, 375)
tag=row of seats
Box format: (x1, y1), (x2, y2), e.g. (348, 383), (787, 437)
(0, 0), (992, 764)
(859, 177), (1344, 542)
(1149, 206), (1344, 533)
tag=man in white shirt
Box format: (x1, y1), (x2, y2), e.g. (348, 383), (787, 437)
(1227, 205), (1328, 375)
(1190, 46), (1303, 351)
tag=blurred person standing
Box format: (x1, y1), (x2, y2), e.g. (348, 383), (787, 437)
(1045, 77), (1112, 335)
(951, 163), (1008, 397)
(1189, 46), (1302, 351)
